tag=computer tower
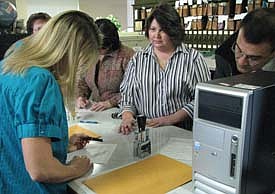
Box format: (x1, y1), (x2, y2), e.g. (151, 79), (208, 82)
(192, 71), (275, 194)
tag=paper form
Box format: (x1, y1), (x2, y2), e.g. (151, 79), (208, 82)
(67, 143), (117, 164)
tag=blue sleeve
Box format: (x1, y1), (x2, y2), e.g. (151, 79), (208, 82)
(15, 71), (66, 140)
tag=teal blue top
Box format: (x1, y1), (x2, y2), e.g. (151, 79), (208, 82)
(0, 61), (69, 194)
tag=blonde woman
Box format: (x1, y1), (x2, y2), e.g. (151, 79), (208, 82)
(0, 11), (101, 193)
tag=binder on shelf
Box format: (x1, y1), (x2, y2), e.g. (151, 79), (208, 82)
(134, 21), (143, 32)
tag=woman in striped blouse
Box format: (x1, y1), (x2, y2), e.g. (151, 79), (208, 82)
(119, 3), (210, 134)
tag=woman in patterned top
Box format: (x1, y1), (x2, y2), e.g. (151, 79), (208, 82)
(76, 19), (135, 111)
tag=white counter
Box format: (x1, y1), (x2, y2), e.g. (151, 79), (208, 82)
(68, 108), (194, 194)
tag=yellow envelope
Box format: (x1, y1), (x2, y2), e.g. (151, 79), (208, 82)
(84, 154), (192, 194)
(69, 125), (101, 138)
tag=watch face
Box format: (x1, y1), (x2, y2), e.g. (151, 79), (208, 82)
(0, 1), (17, 29)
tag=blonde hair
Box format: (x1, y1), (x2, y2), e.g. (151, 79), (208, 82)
(2, 10), (101, 113)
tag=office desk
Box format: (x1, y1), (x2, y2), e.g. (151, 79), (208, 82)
(68, 108), (193, 194)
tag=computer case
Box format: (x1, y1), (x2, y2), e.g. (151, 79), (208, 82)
(192, 71), (275, 194)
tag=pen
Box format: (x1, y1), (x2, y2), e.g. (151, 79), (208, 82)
(82, 136), (103, 142)
(79, 120), (98, 124)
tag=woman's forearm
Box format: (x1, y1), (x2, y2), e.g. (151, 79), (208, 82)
(22, 137), (91, 183)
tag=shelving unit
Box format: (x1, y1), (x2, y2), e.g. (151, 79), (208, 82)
(132, 0), (275, 51)
(133, 0), (175, 32)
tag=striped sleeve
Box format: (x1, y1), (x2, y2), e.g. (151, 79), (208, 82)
(119, 54), (137, 115)
(181, 49), (211, 119)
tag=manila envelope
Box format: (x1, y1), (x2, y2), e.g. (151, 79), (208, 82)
(84, 154), (192, 194)
(69, 125), (101, 138)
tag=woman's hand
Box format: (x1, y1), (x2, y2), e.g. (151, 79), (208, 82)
(68, 155), (93, 177)
(119, 118), (135, 135)
(119, 112), (135, 135)
(90, 100), (112, 111)
(147, 116), (170, 128)
(68, 133), (90, 152)
(76, 97), (91, 109)
(147, 110), (189, 128)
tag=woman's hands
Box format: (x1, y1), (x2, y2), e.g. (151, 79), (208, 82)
(76, 97), (91, 109)
(119, 111), (135, 135)
(146, 116), (170, 128)
(68, 133), (90, 152)
(147, 110), (189, 128)
(68, 134), (93, 177)
(68, 155), (93, 177)
(90, 100), (112, 111)
(22, 137), (93, 183)
(76, 97), (112, 111)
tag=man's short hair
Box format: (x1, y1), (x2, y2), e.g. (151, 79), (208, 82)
(240, 8), (275, 50)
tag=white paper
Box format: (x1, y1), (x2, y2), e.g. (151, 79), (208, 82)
(188, 0), (193, 5)
(67, 143), (117, 164)
(175, 1), (180, 8)
(160, 138), (192, 163)
(218, 15), (228, 23)
(234, 13), (247, 20)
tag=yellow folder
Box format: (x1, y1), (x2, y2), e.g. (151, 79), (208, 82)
(69, 125), (101, 138)
(84, 154), (192, 194)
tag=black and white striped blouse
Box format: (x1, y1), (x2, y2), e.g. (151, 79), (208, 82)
(120, 43), (210, 119)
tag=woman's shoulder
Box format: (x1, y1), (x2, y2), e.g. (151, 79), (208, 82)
(25, 67), (56, 85)
(177, 43), (202, 57)
(119, 44), (135, 57)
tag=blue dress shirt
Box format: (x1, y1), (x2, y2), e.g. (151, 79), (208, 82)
(0, 62), (68, 194)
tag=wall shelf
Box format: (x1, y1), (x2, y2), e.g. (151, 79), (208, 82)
(132, 0), (275, 51)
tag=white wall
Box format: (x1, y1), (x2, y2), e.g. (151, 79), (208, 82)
(79, 0), (128, 31)
(16, 0), (78, 25)
(127, 0), (134, 31)
(15, 0), (133, 31)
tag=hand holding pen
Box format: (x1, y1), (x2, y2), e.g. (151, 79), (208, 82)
(76, 97), (91, 109)
(68, 133), (103, 152)
(69, 133), (90, 152)
(81, 136), (103, 142)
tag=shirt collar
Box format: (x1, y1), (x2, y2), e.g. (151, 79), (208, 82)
(262, 57), (275, 72)
(143, 43), (189, 56)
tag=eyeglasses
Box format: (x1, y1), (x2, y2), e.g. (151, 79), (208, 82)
(231, 42), (274, 65)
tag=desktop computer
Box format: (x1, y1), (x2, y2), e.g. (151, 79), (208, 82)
(192, 71), (275, 194)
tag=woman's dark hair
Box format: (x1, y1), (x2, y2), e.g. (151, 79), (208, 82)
(240, 8), (275, 50)
(145, 3), (184, 47)
(95, 18), (120, 52)
(26, 12), (51, 35)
